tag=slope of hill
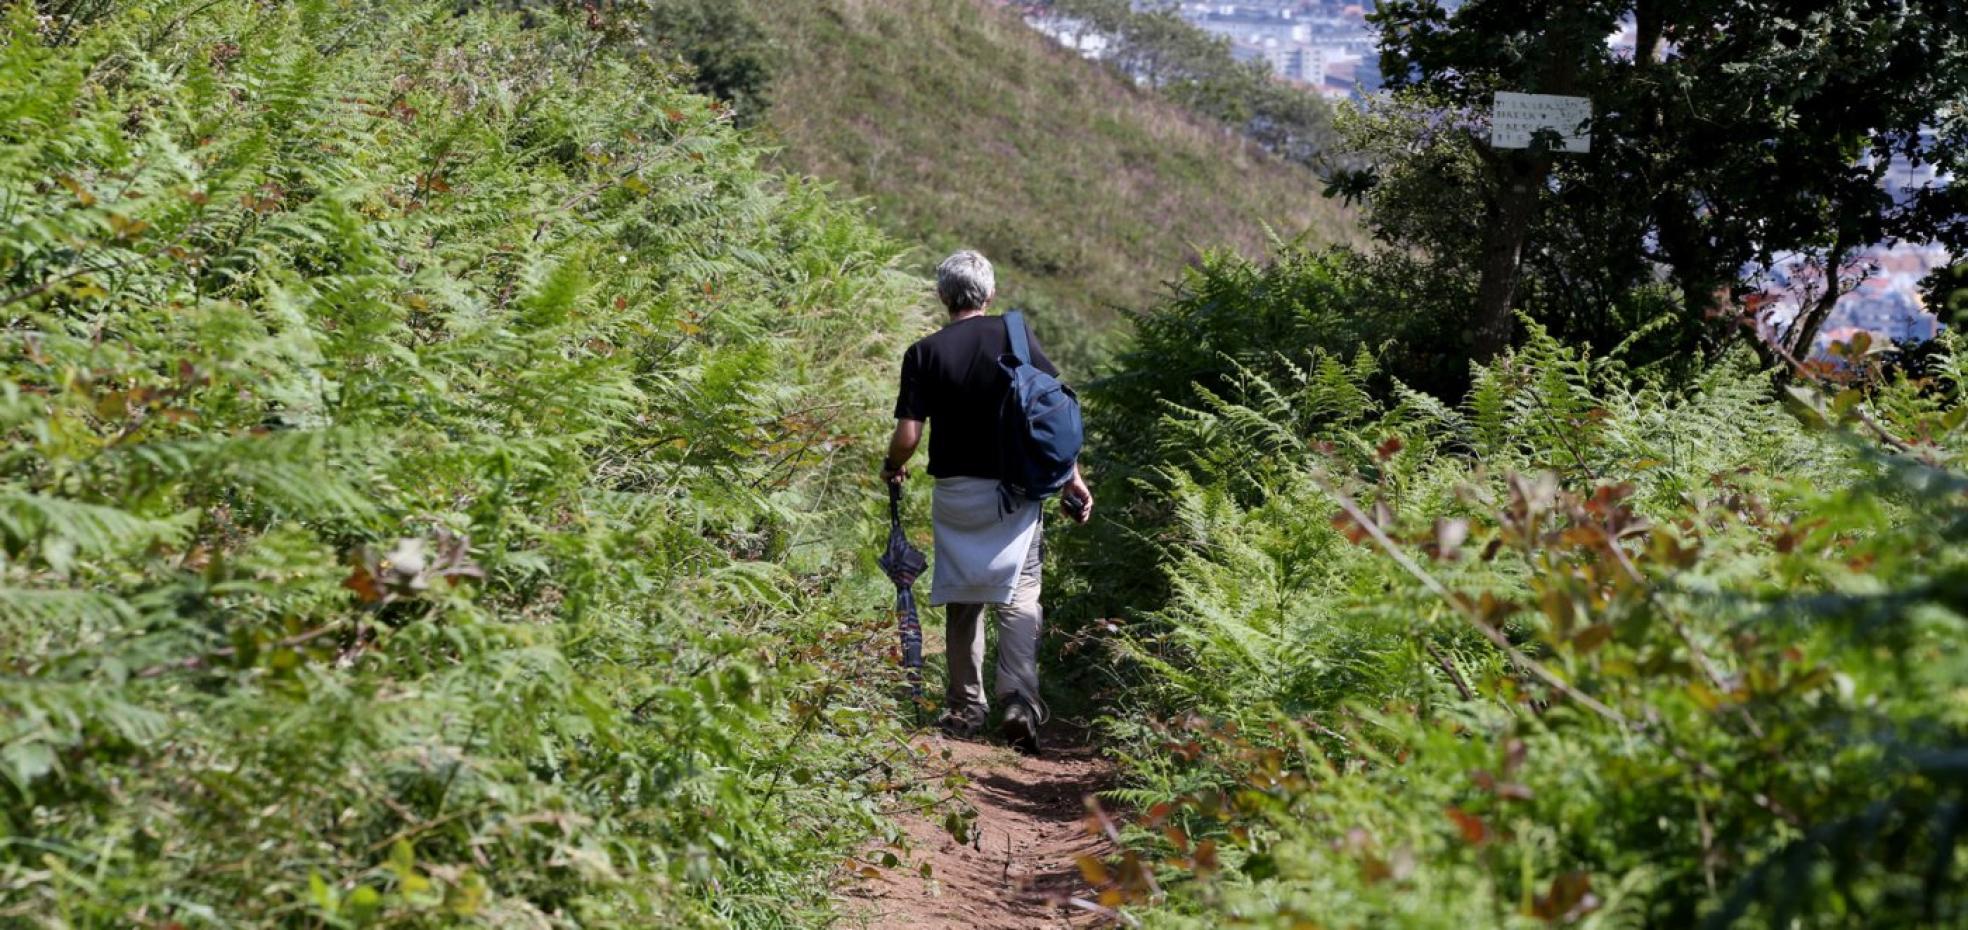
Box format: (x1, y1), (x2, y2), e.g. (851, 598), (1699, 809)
(739, 0), (1356, 362)
(1, 3), (927, 924)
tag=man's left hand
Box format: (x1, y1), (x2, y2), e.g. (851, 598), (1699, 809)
(1062, 478), (1094, 524)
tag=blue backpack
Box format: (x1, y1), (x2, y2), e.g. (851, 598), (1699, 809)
(997, 312), (1084, 509)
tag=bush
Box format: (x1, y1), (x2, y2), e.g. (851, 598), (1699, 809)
(642, 0), (776, 127)
(0, 2), (928, 925)
(1071, 287), (1968, 926)
(1043, 246), (1470, 674)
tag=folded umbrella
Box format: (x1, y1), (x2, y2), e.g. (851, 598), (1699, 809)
(878, 483), (927, 701)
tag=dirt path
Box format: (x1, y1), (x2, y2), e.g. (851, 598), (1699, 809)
(842, 720), (1120, 929)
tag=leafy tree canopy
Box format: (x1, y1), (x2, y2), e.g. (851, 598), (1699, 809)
(1357, 0), (1968, 364)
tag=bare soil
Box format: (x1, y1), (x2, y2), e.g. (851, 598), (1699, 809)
(841, 720), (1120, 930)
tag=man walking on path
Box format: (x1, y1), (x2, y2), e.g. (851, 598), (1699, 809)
(880, 251), (1093, 755)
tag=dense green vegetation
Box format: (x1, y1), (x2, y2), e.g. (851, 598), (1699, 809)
(722, 0), (1356, 366)
(0, 1), (935, 924)
(1050, 247), (1968, 925)
(642, 0), (775, 127)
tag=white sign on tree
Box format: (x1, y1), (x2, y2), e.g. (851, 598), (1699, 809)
(1490, 92), (1592, 153)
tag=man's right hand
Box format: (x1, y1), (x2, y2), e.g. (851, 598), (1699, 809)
(883, 420), (922, 487)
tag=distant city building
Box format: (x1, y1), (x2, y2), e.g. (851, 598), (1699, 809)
(1026, 12), (1112, 59)
(1020, 0), (1381, 96)
(1230, 40), (1332, 83)
(1171, 0), (1376, 96)
(1192, 13), (1308, 48)
(1755, 242), (1948, 351)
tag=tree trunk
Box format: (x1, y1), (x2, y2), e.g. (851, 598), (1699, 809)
(1635, 0), (1664, 69)
(1469, 18), (1585, 364)
(1782, 237), (1855, 361)
(1470, 154), (1550, 362)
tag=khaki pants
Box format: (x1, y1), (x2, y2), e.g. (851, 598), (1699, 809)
(944, 523), (1043, 713)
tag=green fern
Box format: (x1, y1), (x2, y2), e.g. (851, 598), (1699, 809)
(0, 2), (927, 925)
(1070, 241), (1968, 929)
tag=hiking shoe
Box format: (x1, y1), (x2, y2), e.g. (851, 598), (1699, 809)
(1000, 693), (1043, 757)
(937, 704), (986, 739)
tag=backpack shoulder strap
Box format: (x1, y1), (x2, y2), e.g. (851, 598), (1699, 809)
(1002, 311), (1032, 367)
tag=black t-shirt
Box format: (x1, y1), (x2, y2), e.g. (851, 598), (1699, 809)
(894, 314), (1060, 480)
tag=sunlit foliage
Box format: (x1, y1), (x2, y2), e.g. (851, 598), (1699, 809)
(1068, 248), (1968, 927)
(0, 1), (929, 925)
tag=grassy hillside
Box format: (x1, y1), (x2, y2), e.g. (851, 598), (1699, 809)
(739, 0), (1356, 362)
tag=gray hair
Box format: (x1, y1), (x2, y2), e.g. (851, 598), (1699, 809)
(935, 250), (995, 312)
